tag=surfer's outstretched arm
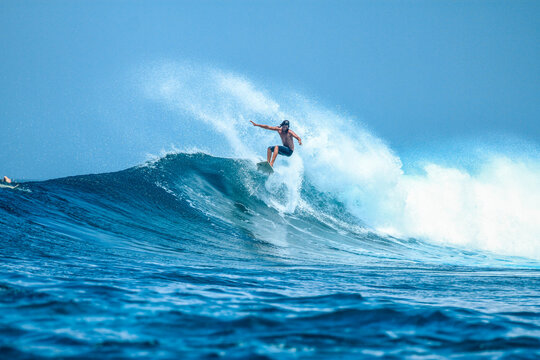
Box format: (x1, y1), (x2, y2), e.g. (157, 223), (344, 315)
(250, 121), (279, 131)
(290, 130), (302, 145)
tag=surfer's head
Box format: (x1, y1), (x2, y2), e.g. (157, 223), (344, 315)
(279, 120), (290, 132)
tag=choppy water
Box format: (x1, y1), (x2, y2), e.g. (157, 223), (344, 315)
(1, 153), (539, 359)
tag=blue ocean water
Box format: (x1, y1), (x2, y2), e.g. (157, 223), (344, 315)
(1, 152), (539, 359)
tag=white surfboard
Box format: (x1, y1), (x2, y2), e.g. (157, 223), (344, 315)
(0, 183), (19, 189)
(256, 161), (274, 174)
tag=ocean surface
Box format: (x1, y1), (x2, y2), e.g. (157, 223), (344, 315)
(1, 152), (539, 359)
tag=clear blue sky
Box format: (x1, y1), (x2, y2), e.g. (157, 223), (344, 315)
(1, 0), (539, 179)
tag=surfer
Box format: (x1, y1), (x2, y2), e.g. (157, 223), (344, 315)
(250, 120), (302, 167)
(0, 175), (18, 189)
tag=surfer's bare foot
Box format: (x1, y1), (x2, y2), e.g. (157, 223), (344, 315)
(3, 176), (12, 183)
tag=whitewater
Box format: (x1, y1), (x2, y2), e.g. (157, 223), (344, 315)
(141, 61), (540, 260)
(1, 61), (539, 359)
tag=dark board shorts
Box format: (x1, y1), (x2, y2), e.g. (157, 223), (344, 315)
(268, 145), (293, 157)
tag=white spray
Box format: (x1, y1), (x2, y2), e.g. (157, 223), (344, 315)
(139, 60), (540, 260)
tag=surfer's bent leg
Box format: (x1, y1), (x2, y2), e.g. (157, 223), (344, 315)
(270, 146), (279, 166)
(267, 147), (273, 163)
(268, 145), (278, 164)
(3, 176), (11, 184)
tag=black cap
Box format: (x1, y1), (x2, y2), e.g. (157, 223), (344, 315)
(280, 120), (290, 127)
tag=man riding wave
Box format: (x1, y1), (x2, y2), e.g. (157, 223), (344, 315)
(250, 120), (302, 167)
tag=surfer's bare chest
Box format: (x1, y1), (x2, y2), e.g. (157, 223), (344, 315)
(278, 131), (294, 149)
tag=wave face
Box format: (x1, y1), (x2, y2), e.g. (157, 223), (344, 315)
(2, 152), (540, 358)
